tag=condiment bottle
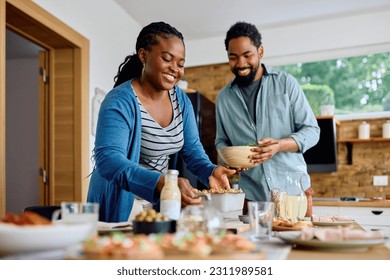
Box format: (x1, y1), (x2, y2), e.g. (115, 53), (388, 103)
(160, 169), (181, 220)
(382, 120), (390, 138)
(358, 121), (370, 139)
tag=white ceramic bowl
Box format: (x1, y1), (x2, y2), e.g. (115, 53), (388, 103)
(203, 192), (245, 213)
(218, 146), (259, 169)
(0, 223), (93, 255)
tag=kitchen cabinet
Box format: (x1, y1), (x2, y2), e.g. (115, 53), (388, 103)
(313, 206), (390, 237)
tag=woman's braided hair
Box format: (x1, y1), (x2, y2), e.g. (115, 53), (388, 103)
(113, 21), (185, 88)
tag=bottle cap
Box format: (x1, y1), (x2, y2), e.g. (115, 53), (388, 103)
(166, 169), (179, 175)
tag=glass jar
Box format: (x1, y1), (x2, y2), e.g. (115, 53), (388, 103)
(270, 188), (287, 219)
(382, 120), (390, 138)
(358, 121), (370, 139)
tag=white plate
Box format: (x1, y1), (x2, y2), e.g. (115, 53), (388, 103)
(278, 231), (385, 250)
(312, 220), (355, 226)
(0, 223), (92, 255)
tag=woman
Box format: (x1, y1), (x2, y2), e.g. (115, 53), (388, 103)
(87, 22), (235, 222)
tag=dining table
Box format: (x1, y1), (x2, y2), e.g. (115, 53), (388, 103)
(1, 220), (389, 260)
(287, 243), (390, 260)
(98, 220), (390, 261)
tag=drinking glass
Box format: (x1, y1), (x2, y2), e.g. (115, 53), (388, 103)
(52, 202), (99, 238)
(247, 201), (274, 241)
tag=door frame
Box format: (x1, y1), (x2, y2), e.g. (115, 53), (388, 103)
(0, 0), (90, 216)
(38, 50), (50, 204)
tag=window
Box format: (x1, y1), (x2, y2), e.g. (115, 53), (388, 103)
(277, 52), (390, 116)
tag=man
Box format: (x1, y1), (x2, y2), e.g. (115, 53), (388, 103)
(215, 22), (320, 216)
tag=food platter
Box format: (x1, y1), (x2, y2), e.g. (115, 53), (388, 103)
(273, 225), (300, 232)
(0, 223), (92, 255)
(278, 231), (385, 250)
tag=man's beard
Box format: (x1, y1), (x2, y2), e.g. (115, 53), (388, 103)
(233, 67), (258, 87)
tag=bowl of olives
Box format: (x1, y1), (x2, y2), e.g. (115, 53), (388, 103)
(132, 209), (176, 234)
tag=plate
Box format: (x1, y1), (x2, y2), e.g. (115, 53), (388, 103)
(278, 231), (385, 250)
(312, 220), (355, 227)
(0, 223), (92, 255)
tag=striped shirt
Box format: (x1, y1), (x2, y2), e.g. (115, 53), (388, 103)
(136, 88), (184, 173)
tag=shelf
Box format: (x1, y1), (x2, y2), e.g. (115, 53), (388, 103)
(337, 137), (390, 165)
(338, 137), (390, 143)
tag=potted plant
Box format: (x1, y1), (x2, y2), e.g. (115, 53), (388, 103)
(320, 91), (335, 116)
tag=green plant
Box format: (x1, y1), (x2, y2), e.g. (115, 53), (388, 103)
(301, 84), (335, 116)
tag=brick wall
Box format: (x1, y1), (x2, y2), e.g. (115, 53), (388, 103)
(313, 119), (390, 199)
(185, 64), (390, 199)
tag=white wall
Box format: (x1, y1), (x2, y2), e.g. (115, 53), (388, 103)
(186, 9), (390, 67)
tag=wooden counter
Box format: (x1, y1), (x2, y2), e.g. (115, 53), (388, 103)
(313, 199), (390, 208)
(287, 244), (390, 260)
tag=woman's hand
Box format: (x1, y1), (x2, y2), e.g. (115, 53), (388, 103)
(177, 177), (201, 207)
(209, 166), (236, 190)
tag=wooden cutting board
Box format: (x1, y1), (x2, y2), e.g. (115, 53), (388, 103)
(222, 221), (250, 234)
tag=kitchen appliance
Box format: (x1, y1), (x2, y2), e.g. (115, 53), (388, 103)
(303, 117), (338, 172)
(176, 90), (216, 190)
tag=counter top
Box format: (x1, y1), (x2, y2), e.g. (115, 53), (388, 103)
(313, 199), (390, 208)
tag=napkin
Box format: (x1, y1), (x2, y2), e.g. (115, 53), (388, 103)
(97, 221), (132, 229)
(312, 215), (354, 223)
(300, 227), (384, 241)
